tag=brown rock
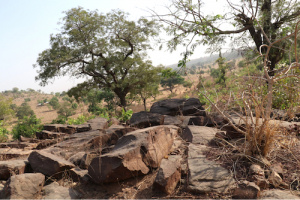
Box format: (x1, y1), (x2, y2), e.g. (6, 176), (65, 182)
(36, 130), (66, 139)
(2, 173), (45, 199)
(232, 181), (260, 199)
(80, 152), (98, 169)
(68, 124), (91, 133)
(268, 170), (282, 188)
(0, 148), (32, 161)
(0, 142), (37, 149)
(68, 152), (86, 166)
(153, 156), (181, 194)
(181, 126), (218, 144)
(259, 189), (300, 199)
(88, 125), (179, 183)
(42, 182), (79, 199)
(43, 124), (76, 134)
(86, 117), (108, 130)
(28, 150), (75, 177)
(163, 115), (182, 126)
(0, 160), (27, 180)
(69, 168), (88, 182)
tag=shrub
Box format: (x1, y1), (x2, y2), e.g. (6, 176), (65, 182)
(118, 108), (133, 123)
(0, 121), (9, 142)
(16, 102), (34, 119)
(57, 101), (76, 119)
(24, 98), (31, 102)
(12, 115), (42, 139)
(49, 96), (60, 110)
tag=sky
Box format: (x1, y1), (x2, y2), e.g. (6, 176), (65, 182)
(0, 0), (223, 93)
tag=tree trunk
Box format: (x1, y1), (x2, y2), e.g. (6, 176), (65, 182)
(143, 98), (147, 111)
(265, 80), (274, 120)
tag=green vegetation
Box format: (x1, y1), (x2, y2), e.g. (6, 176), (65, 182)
(160, 68), (185, 93)
(0, 121), (9, 142)
(16, 102), (35, 120)
(0, 94), (14, 121)
(12, 115), (43, 139)
(49, 96), (60, 110)
(35, 8), (161, 109)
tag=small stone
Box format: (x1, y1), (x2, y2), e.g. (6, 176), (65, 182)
(268, 170), (282, 188)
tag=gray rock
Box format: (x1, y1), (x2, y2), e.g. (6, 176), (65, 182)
(0, 159), (27, 180)
(181, 126), (218, 144)
(69, 168), (88, 182)
(68, 152), (86, 166)
(42, 182), (79, 199)
(187, 144), (236, 193)
(28, 150), (75, 177)
(259, 189), (300, 199)
(150, 98), (206, 116)
(0, 148), (32, 161)
(86, 117), (108, 130)
(2, 173), (45, 199)
(88, 125), (179, 183)
(163, 115), (182, 126)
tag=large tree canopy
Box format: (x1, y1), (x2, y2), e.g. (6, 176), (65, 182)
(35, 8), (160, 108)
(153, 0), (300, 75)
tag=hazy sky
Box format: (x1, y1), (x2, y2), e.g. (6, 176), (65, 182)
(0, 0), (221, 93)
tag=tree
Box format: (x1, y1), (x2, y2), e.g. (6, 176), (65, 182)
(34, 8), (160, 109)
(160, 68), (185, 93)
(153, 0), (300, 76)
(49, 96), (60, 110)
(16, 102), (35, 120)
(57, 101), (77, 120)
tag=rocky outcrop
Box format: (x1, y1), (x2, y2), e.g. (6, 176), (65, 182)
(42, 182), (79, 199)
(28, 150), (75, 177)
(181, 126), (218, 144)
(86, 117), (108, 130)
(0, 148), (32, 161)
(150, 98), (206, 116)
(1, 173), (45, 199)
(259, 189), (300, 199)
(88, 125), (179, 183)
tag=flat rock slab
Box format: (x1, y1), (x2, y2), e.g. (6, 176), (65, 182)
(0, 159), (27, 180)
(259, 189), (300, 199)
(28, 150), (75, 177)
(0, 142), (37, 150)
(43, 124), (76, 134)
(130, 111), (164, 128)
(187, 144), (236, 193)
(153, 155), (181, 194)
(67, 124), (91, 133)
(0, 148), (32, 161)
(163, 115), (183, 126)
(2, 173), (45, 199)
(150, 98), (206, 116)
(181, 126), (218, 144)
(44, 130), (101, 159)
(86, 117), (108, 130)
(42, 182), (79, 199)
(88, 125), (179, 183)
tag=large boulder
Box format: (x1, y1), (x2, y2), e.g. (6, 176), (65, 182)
(88, 125), (179, 183)
(1, 173), (45, 199)
(0, 160), (28, 180)
(28, 150), (75, 177)
(130, 111), (164, 128)
(150, 98), (206, 116)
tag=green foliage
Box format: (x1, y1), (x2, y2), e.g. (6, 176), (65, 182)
(0, 121), (9, 142)
(183, 80), (193, 88)
(24, 98), (31, 102)
(34, 8), (160, 109)
(16, 102), (34, 120)
(12, 115), (42, 139)
(0, 94), (14, 121)
(66, 114), (95, 125)
(160, 68), (185, 93)
(57, 101), (77, 120)
(118, 108), (133, 123)
(49, 96), (60, 110)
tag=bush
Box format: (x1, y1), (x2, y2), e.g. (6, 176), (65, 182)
(118, 108), (133, 123)
(16, 102), (34, 119)
(49, 96), (60, 110)
(57, 101), (76, 119)
(0, 121), (9, 142)
(24, 98), (31, 102)
(12, 115), (42, 139)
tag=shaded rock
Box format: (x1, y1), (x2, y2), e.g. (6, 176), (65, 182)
(28, 150), (75, 177)
(270, 163), (284, 178)
(86, 117), (108, 130)
(88, 125), (179, 183)
(88, 126), (135, 149)
(19, 136), (39, 143)
(80, 152), (98, 169)
(187, 144), (236, 193)
(68, 152), (86, 166)
(163, 115), (182, 126)
(36, 130), (66, 139)
(43, 124), (76, 134)
(130, 111), (164, 128)
(150, 98), (206, 116)
(181, 126), (218, 144)
(42, 182), (79, 199)
(2, 173), (45, 199)
(68, 168), (88, 182)
(0, 148), (32, 161)
(188, 116), (211, 126)
(0, 142), (37, 149)
(268, 170), (282, 188)
(35, 139), (63, 150)
(232, 181), (260, 199)
(0, 160), (27, 180)
(259, 189), (300, 199)
(68, 124), (91, 133)
(153, 155), (181, 194)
